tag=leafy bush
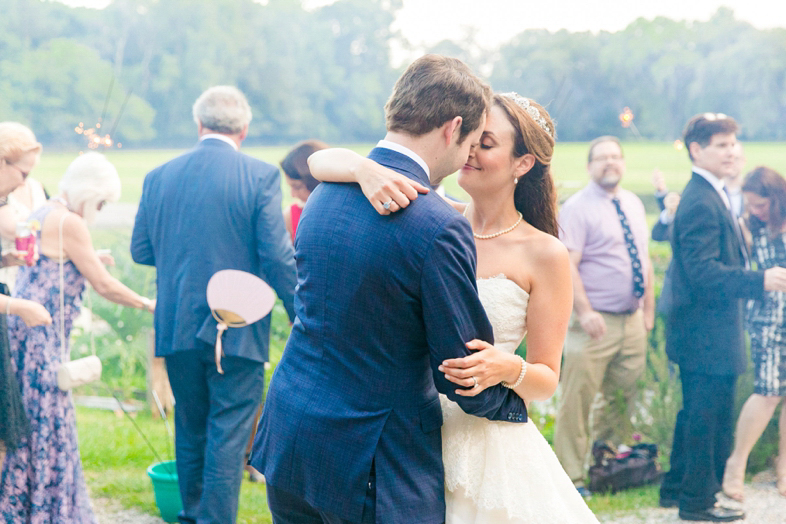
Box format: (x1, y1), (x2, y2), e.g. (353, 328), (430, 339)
(71, 231), (155, 398)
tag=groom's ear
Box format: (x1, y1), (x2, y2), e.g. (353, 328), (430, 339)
(443, 116), (463, 146)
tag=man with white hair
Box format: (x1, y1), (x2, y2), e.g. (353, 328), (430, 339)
(131, 86), (296, 524)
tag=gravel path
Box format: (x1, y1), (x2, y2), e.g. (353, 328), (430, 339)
(93, 202), (138, 229)
(91, 471), (785, 523)
(601, 470), (785, 523)
(92, 496), (163, 524)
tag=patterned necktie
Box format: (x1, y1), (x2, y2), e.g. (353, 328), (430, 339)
(611, 197), (645, 298)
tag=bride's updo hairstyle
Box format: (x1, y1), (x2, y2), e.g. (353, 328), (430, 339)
(494, 93), (558, 237)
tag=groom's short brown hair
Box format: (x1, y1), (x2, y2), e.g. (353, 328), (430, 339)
(385, 54), (491, 143)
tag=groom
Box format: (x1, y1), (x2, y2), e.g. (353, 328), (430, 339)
(251, 55), (528, 524)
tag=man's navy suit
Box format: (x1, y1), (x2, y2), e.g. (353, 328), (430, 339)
(131, 137), (297, 524)
(660, 172), (764, 511)
(251, 147), (527, 524)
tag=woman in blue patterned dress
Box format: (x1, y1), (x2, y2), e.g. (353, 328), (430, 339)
(0, 153), (155, 523)
(723, 166), (786, 500)
(0, 122), (53, 460)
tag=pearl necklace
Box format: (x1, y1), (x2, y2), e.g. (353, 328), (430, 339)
(463, 207), (523, 239)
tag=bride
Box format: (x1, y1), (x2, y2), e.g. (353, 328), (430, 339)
(309, 93), (598, 523)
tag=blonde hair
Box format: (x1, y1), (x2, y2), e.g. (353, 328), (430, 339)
(192, 86), (252, 134)
(59, 153), (121, 225)
(0, 122), (42, 163)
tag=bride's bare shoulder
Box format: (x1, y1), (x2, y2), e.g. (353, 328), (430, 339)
(520, 229), (569, 267)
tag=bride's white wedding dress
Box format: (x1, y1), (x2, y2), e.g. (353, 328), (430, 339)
(441, 275), (599, 524)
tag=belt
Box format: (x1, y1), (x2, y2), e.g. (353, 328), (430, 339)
(596, 309), (639, 316)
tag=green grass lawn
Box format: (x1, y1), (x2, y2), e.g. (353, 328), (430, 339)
(33, 141), (786, 206)
(76, 402), (661, 522)
(77, 406), (273, 523)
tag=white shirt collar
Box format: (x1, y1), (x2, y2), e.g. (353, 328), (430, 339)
(200, 133), (239, 151)
(693, 166), (730, 209)
(376, 140), (430, 179)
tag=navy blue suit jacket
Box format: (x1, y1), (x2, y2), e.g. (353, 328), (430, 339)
(251, 148), (527, 523)
(131, 138), (297, 362)
(665, 172), (764, 375)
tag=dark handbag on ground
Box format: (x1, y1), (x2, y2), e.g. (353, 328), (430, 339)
(588, 440), (661, 494)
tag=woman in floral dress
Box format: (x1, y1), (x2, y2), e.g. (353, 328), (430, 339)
(0, 122), (52, 462)
(0, 153), (155, 523)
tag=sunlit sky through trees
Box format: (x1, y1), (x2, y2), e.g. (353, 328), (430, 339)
(57, 0), (786, 54)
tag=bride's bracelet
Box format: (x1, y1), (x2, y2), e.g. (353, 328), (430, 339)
(501, 355), (527, 389)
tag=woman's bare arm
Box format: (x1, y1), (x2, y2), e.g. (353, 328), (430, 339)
(509, 237), (572, 401)
(308, 148), (429, 215)
(60, 213), (152, 311)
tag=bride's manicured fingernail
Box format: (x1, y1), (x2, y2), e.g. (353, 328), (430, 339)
(438, 365), (444, 371)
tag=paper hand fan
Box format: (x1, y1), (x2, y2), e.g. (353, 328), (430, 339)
(206, 270), (276, 374)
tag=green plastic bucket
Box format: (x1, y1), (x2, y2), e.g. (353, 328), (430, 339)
(147, 460), (182, 523)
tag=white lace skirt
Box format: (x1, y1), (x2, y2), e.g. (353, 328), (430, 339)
(441, 396), (599, 524)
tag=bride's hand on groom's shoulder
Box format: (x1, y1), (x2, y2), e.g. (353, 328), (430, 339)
(355, 159), (430, 215)
(438, 340), (521, 396)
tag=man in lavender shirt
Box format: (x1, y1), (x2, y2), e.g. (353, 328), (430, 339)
(554, 136), (655, 495)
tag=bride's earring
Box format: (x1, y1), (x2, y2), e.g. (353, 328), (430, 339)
(513, 177), (519, 185)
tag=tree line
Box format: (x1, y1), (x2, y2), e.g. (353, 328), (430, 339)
(1, 1), (784, 147)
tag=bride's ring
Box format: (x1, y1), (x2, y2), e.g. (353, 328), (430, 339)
(471, 376), (478, 388)
(383, 200), (393, 210)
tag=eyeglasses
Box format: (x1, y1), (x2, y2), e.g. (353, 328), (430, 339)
(591, 154), (624, 163)
(2, 159), (29, 179)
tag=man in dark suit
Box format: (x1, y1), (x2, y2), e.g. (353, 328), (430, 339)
(251, 55), (527, 524)
(651, 168), (680, 242)
(659, 113), (786, 522)
(131, 86), (297, 524)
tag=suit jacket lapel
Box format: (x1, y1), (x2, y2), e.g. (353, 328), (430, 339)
(691, 172), (748, 266)
(691, 172), (727, 213)
(368, 147), (430, 186)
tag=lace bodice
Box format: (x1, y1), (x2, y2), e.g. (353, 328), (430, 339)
(441, 274), (599, 523)
(477, 274), (529, 352)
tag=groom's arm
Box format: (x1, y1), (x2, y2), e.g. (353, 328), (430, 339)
(421, 215), (528, 423)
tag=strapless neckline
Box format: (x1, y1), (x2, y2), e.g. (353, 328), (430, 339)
(477, 273), (529, 296)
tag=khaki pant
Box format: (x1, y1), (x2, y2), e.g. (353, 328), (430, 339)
(553, 310), (647, 485)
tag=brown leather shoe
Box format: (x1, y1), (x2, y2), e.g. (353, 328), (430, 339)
(678, 506), (745, 522)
